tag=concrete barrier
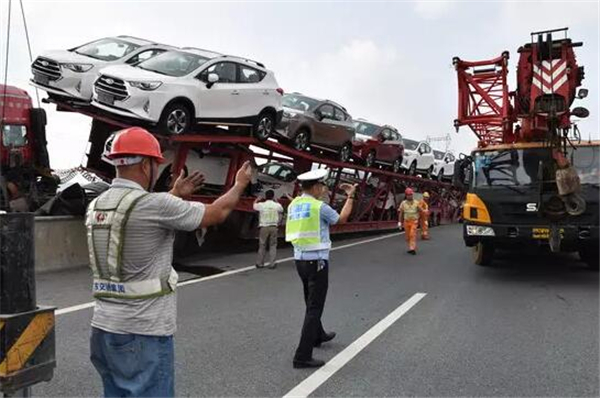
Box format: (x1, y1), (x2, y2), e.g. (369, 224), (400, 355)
(35, 216), (88, 273)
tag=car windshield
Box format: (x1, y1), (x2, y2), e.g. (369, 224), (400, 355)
(473, 146), (600, 188)
(2, 124), (28, 147)
(354, 122), (380, 137)
(282, 95), (319, 112)
(404, 140), (419, 150)
(137, 51), (209, 77)
(434, 151), (445, 160)
(74, 38), (140, 61)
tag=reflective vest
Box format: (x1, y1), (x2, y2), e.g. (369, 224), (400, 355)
(400, 200), (420, 221)
(86, 188), (178, 299)
(285, 196), (330, 251)
(257, 200), (281, 227)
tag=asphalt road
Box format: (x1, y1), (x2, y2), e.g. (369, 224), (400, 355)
(32, 224), (598, 397)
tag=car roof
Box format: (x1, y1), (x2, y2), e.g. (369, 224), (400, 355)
(285, 92), (347, 112)
(404, 138), (421, 145)
(354, 118), (398, 132)
(116, 35), (156, 46)
(180, 47), (224, 59)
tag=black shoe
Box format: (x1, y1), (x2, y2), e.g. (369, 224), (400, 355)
(315, 331), (336, 347)
(408, 250), (416, 255)
(268, 264), (277, 269)
(293, 358), (325, 368)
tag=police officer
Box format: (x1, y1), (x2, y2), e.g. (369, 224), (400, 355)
(86, 127), (252, 397)
(286, 169), (357, 368)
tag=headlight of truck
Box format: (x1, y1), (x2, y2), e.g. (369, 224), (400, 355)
(466, 225), (495, 236)
(128, 81), (163, 91)
(61, 63), (94, 73)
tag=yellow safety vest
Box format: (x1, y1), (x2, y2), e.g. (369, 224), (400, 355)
(400, 200), (420, 221)
(285, 196), (330, 251)
(86, 188), (178, 299)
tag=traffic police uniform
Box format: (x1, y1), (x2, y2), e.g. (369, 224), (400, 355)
(286, 169), (339, 366)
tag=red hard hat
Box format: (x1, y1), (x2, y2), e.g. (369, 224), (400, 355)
(405, 188), (414, 195)
(107, 127), (165, 163)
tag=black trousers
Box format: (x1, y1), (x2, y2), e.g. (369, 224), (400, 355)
(294, 259), (329, 361)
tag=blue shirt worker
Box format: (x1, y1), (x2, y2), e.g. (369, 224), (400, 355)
(285, 169), (357, 368)
(85, 127), (253, 397)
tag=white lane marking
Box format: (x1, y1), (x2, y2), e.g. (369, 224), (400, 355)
(283, 292), (427, 398)
(55, 231), (404, 316)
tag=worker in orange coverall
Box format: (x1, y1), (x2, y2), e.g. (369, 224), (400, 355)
(397, 188), (423, 255)
(419, 192), (430, 240)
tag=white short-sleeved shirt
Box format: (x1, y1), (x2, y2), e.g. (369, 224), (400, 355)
(90, 178), (205, 336)
(253, 200), (284, 227)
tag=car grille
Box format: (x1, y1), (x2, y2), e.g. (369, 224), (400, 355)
(94, 75), (128, 101)
(31, 57), (61, 81)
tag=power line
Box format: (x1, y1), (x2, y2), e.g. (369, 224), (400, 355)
(19, 0), (40, 108)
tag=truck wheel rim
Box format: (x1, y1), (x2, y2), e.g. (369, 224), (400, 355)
(167, 110), (187, 135)
(366, 152), (375, 167)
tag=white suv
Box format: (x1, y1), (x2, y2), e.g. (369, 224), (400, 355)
(401, 139), (435, 177)
(91, 48), (283, 138)
(432, 150), (456, 181)
(30, 36), (172, 102)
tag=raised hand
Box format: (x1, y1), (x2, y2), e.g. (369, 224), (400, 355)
(171, 170), (205, 199)
(235, 161), (253, 188)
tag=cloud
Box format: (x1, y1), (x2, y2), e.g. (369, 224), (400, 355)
(413, 1), (455, 20)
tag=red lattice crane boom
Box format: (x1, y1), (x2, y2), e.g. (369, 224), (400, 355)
(453, 28), (587, 148)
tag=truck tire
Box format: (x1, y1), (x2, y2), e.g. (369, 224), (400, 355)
(579, 246), (599, 270)
(473, 242), (494, 266)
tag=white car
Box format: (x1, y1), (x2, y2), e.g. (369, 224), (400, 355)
(432, 150), (456, 181)
(30, 36), (172, 102)
(401, 139), (435, 177)
(91, 48), (283, 138)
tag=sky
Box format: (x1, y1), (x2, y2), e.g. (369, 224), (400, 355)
(1, 0), (598, 169)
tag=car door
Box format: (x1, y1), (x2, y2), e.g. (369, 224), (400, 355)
(196, 61), (243, 120)
(238, 64), (267, 119)
(331, 107), (354, 147)
(445, 153), (456, 175)
(416, 142), (427, 169)
(312, 104), (336, 146)
(422, 143), (434, 170)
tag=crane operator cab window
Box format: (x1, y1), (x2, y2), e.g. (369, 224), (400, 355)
(2, 124), (28, 147)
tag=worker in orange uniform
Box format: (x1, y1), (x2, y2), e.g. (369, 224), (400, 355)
(419, 192), (430, 240)
(398, 188), (423, 255)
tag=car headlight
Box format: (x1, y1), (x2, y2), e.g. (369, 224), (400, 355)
(61, 63), (94, 73)
(466, 225), (495, 236)
(128, 81), (163, 91)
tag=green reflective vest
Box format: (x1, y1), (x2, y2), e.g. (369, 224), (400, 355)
(86, 188), (178, 299)
(285, 196), (330, 251)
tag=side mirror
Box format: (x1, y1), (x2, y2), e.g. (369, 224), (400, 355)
(577, 88), (588, 99)
(572, 107), (590, 118)
(206, 73), (219, 88)
(314, 110), (323, 121)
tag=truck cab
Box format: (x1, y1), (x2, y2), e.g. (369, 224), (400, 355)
(461, 141), (599, 268)
(0, 85), (54, 211)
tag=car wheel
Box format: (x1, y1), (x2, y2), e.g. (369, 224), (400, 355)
(253, 112), (275, 142)
(160, 102), (192, 135)
(392, 158), (402, 173)
(365, 151), (376, 168)
(339, 143), (352, 163)
(409, 161), (417, 176)
(473, 242), (494, 266)
(438, 169), (444, 181)
(292, 129), (310, 151)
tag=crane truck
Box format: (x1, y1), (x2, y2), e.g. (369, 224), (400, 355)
(453, 28), (598, 269)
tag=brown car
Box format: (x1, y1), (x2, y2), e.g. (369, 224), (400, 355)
(276, 93), (356, 162)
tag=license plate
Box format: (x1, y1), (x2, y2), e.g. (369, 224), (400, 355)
(34, 73), (49, 85)
(532, 228), (550, 239)
(532, 227), (564, 240)
(98, 92), (114, 106)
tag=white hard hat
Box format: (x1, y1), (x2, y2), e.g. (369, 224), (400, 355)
(297, 168), (328, 182)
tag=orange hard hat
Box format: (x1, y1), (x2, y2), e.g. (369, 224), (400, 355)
(405, 188), (414, 195)
(107, 127), (165, 163)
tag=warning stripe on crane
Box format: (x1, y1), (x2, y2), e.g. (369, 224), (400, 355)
(532, 60), (568, 94)
(0, 310), (55, 377)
